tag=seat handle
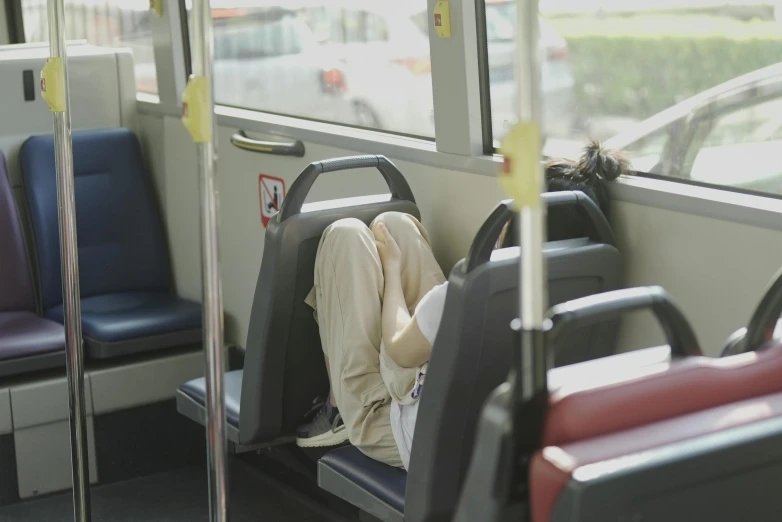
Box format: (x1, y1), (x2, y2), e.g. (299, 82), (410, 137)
(743, 266), (782, 352)
(230, 131), (305, 157)
(278, 155), (416, 222)
(464, 191), (615, 273)
(546, 286), (702, 358)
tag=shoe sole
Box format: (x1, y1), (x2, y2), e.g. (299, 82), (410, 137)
(296, 428), (349, 448)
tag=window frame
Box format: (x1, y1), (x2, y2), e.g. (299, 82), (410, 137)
(12, 0), (782, 233)
(161, 0), (782, 231)
(148, 0), (189, 106)
(179, 1), (447, 143)
(474, 0), (495, 155)
(10, 0), (183, 100)
(5, 0), (25, 44)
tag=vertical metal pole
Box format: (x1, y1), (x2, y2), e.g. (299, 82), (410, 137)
(190, 0), (228, 520)
(45, 0), (91, 520)
(515, 0), (547, 401)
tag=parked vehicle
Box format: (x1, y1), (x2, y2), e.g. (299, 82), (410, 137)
(306, 0), (578, 140)
(298, 2), (435, 136)
(606, 62), (782, 193)
(209, 8), (352, 122)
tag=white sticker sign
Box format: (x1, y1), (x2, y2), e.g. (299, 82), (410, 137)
(258, 174), (286, 228)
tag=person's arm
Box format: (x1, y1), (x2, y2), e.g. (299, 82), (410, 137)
(374, 223), (433, 369)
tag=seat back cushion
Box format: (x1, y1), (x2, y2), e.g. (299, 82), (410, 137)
(20, 128), (171, 311)
(405, 240), (623, 522)
(543, 345), (782, 448)
(532, 387), (782, 522)
(0, 311), (65, 361)
(529, 345), (782, 522)
(240, 196), (420, 445)
(0, 150), (35, 312)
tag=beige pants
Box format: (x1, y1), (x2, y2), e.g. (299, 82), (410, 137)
(304, 212), (446, 467)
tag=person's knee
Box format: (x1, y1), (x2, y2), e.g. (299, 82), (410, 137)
(323, 218), (370, 248)
(318, 218), (380, 273)
(372, 212), (426, 243)
(373, 212), (432, 248)
(372, 211), (408, 229)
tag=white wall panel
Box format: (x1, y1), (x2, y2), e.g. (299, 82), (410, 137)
(143, 114), (782, 358)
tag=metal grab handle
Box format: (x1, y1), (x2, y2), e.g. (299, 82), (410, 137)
(230, 130), (305, 157)
(44, 0), (91, 520)
(278, 154), (416, 222)
(546, 286), (702, 359)
(454, 2), (547, 521)
(465, 191), (615, 273)
(187, 0), (228, 520)
(743, 265), (782, 352)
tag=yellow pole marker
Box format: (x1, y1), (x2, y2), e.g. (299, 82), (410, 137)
(498, 121), (543, 210)
(40, 57), (66, 113)
(433, 1), (451, 38)
(182, 76), (212, 143)
(149, 0), (163, 17)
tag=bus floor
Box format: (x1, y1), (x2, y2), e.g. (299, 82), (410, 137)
(0, 455), (352, 522)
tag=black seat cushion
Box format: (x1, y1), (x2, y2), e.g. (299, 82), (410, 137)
(179, 370), (243, 428)
(320, 446), (407, 513)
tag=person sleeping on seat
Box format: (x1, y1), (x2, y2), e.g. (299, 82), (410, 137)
(297, 142), (630, 470)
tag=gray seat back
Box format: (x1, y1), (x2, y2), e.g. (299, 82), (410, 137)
(239, 155), (419, 445)
(405, 192), (624, 522)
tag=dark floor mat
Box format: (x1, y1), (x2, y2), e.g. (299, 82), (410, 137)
(0, 461), (338, 522)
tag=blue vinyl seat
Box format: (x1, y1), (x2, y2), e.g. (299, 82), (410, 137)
(178, 370), (243, 440)
(20, 128), (202, 359)
(319, 446), (407, 522)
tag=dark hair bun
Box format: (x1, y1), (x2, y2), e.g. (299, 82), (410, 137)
(576, 141), (629, 181)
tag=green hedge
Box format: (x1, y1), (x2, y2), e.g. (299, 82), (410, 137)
(549, 15), (782, 120)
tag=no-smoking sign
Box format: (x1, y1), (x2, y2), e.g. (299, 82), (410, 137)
(258, 174), (286, 228)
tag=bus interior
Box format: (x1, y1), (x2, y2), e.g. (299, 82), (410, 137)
(2, 0), (782, 521)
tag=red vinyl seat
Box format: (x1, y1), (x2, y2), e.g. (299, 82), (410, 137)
(531, 345), (782, 522)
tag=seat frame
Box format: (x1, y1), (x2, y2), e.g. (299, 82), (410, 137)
(0, 351), (65, 378)
(238, 196), (420, 445)
(85, 328), (202, 359)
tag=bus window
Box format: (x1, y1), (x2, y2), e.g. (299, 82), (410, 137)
(20, 0), (157, 94)
(484, 0), (782, 198)
(183, 1), (433, 138)
(688, 95), (782, 192)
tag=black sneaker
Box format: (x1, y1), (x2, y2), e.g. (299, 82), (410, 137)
(296, 396), (348, 448)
